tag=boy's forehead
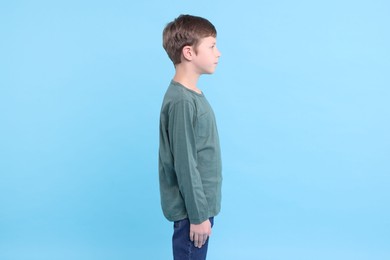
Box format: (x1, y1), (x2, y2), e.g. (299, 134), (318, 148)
(200, 36), (217, 44)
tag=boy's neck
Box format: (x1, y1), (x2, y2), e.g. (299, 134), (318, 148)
(173, 64), (202, 94)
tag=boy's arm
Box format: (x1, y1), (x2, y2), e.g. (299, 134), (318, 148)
(169, 100), (209, 224)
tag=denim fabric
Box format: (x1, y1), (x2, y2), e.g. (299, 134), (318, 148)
(172, 217), (214, 260)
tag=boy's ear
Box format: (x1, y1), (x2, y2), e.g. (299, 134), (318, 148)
(182, 45), (194, 61)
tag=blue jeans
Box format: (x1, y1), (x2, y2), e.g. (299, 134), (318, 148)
(172, 217), (214, 260)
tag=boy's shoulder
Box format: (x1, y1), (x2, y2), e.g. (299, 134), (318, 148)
(163, 81), (199, 104)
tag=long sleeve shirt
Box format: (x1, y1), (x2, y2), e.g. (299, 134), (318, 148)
(159, 80), (222, 224)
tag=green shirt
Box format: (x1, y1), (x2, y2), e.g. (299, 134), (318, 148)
(159, 80), (222, 224)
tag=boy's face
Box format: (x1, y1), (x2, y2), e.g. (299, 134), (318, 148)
(192, 36), (221, 75)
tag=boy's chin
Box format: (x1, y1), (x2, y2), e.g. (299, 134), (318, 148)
(202, 69), (216, 75)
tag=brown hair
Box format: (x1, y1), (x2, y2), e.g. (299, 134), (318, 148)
(163, 14), (217, 65)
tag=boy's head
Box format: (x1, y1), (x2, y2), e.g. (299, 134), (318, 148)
(163, 14), (217, 65)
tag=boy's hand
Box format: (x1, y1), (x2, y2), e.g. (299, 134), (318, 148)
(189, 219), (211, 248)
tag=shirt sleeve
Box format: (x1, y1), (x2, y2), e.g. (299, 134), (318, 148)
(168, 100), (209, 224)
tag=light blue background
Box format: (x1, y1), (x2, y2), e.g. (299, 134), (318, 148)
(1, 0), (389, 259)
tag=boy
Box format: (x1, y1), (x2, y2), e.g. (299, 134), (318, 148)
(159, 14), (222, 260)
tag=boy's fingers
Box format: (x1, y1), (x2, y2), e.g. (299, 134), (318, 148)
(193, 233), (199, 247)
(189, 232), (194, 242)
(202, 235), (208, 245)
(196, 238), (203, 248)
(196, 235), (208, 248)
